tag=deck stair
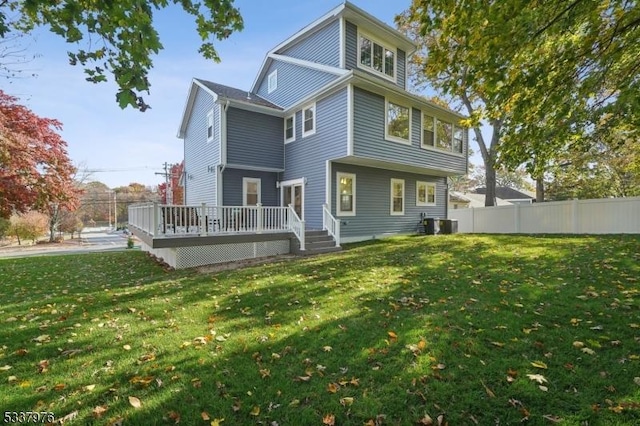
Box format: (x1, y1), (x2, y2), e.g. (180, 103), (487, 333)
(292, 230), (341, 256)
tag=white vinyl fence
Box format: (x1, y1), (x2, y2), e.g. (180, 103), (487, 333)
(449, 197), (640, 234)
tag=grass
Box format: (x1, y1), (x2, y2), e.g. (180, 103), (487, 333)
(0, 234), (639, 425)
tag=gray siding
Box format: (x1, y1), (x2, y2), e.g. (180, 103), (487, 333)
(222, 168), (279, 206)
(332, 163), (447, 239)
(345, 21), (406, 90)
(283, 88), (349, 229)
(183, 87), (219, 205)
(345, 21), (357, 70)
(281, 20), (340, 67)
(256, 60), (338, 109)
(353, 87), (467, 174)
(226, 107), (284, 170)
(397, 49), (406, 90)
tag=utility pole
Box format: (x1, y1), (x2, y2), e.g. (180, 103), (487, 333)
(155, 162), (171, 203)
(114, 191), (117, 229)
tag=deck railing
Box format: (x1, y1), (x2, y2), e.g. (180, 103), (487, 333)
(322, 203), (341, 247)
(128, 203), (305, 247)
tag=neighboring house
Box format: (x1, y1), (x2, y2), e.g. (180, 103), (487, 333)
(474, 187), (535, 205)
(449, 191), (514, 209)
(177, 1), (468, 244)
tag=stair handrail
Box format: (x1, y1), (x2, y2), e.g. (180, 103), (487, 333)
(322, 204), (341, 247)
(288, 204), (305, 251)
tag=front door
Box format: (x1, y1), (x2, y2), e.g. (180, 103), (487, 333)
(283, 183), (303, 219)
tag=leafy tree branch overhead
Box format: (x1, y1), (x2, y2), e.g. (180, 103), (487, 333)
(397, 0), (639, 203)
(0, 0), (243, 111)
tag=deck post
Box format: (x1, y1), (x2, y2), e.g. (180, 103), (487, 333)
(299, 220), (306, 251)
(152, 202), (158, 236)
(256, 203), (263, 233)
(200, 203), (208, 236)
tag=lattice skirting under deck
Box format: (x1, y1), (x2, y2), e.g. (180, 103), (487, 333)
(140, 240), (291, 269)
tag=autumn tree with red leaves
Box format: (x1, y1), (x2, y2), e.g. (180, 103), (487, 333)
(0, 90), (81, 240)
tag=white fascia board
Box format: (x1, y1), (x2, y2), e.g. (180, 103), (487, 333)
(225, 163), (285, 173)
(268, 54), (348, 76)
(216, 97), (284, 117)
(250, 55), (272, 94)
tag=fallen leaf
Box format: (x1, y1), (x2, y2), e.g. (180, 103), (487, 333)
(531, 361), (548, 369)
(491, 341), (505, 347)
(84, 384), (96, 391)
(572, 341), (585, 348)
(634, 377), (640, 386)
(210, 419), (224, 426)
(128, 396), (142, 408)
(249, 406), (260, 416)
(417, 414), (433, 425)
(527, 374), (548, 384)
(327, 383), (339, 393)
(481, 380), (496, 398)
(123, 344), (132, 351)
(542, 414), (563, 423)
(581, 347), (596, 355)
(388, 331), (398, 341)
(322, 346), (332, 352)
(322, 413), (336, 425)
(53, 383), (66, 391)
(167, 410), (180, 423)
(92, 406), (108, 418)
(539, 385), (549, 392)
(0, 365), (11, 371)
(33, 335), (50, 343)
(340, 397), (354, 406)
(8, 375), (17, 383)
(201, 412), (210, 421)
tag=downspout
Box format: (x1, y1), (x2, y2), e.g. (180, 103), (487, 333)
(218, 99), (230, 206)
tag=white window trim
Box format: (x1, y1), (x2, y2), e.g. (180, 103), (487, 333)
(453, 125), (465, 154)
(302, 103), (316, 138)
(207, 110), (214, 143)
(416, 181), (436, 206)
(336, 172), (356, 217)
(268, 70), (277, 94)
(242, 177), (261, 206)
(390, 178), (405, 216)
(284, 114), (296, 143)
(356, 30), (397, 83)
(420, 113), (466, 157)
(384, 99), (411, 145)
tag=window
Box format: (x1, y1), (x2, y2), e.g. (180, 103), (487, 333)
(436, 119), (452, 151)
(453, 125), (464, 153)
(390, 178), (405, 215)
(336, 172), (356, 216)
(359, 33), (395, 79)
(243, 178), (261, 206)
(422, 114), (435, 147)
(268, 70), (277, 93)
(284, 115), (295, 143)
(386, 100), (410, 143)
(416, 181), (436, 206)
(206, 110), (214, 142)
(302, 104), (316, 137)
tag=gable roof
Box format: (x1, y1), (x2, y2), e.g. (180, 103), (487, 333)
(177, 78), (282, 139)
(473, 187), (535, 200)
(194, 79), (281, 109)
(251, 1), (417, 93)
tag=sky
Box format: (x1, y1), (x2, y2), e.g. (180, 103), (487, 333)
(3, 0), (453, 189)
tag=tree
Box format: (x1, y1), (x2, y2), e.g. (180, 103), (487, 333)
(58, 209), (83, 238)
(546, 126), (640, 200)
(8, 210), (48, 245)
(397, 1), (639, 205)
(0, 90), (81, 224)
(1, 0), (243, 111)
(397, 2), (507, 206)
(470, 165), (535, 193)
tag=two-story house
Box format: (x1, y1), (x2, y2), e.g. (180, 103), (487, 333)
(177, 1), (468, 245)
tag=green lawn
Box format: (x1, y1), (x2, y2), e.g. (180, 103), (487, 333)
(1, 235), (639, 425)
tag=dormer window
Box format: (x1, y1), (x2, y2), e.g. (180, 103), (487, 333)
(268, 70), (277, 93)
(358, 32), (395, 80)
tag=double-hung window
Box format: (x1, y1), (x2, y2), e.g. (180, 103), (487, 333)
(390, 178), (405, 215)
(243, 178), (261, 206)
(416, 181), (436, 206)
(359, 32), (395, 80)
(386, 100), (410, 143)
(284, 115), (295, 143)
(453, 125), (464, 153)
(422, 114), (435, 148)
(336, 172), (356, 216)
(302, 104), (316, 137)
(436, 120), (453, 151)
(206, 110), (214, 142)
